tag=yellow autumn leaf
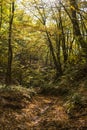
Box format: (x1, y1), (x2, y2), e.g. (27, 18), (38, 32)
(70, 6), (75, 10)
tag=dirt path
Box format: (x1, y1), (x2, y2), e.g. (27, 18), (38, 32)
(0, 94), (87, 130)
(21, 95), (68, 129)
(17, 95), (87, 130)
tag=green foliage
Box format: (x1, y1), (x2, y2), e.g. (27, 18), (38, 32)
(0, 0), (87, 86)
(0, 84), (36, 99)
(64, 92), (86, 116)
(40, 82), (69, 96)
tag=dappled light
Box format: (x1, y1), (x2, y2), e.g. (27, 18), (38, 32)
(0, 0), (87, 129)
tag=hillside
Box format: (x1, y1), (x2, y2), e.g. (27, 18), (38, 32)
(0, 64), (87, 130)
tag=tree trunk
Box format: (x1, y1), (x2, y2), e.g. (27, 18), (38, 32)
(69, 0), (87, 57)
(56, 34), (63, 76)
(45, 28), (62, 77)
(58, 6), (68, 64)
(5, 1), (14, 86)
(0, 0), (3, 30)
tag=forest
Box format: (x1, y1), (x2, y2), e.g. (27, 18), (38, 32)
(0, 0), (87, 129)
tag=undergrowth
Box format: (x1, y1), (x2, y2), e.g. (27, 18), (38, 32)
(40, 63), (87, 119)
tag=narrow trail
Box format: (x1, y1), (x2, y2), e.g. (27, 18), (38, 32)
(20, 95), (68, 130)
(14, 95), (87, 130)
(0, 93), (87, 130)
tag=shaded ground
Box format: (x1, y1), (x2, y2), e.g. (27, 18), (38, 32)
(0, 87), (87, 130)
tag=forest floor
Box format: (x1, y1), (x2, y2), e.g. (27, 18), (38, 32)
(0, 86), (87, 130)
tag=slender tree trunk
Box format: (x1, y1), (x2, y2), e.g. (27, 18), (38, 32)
(45, 28), (62, 77)
(0, 0), (3, 30)
(58, 6), (68, 64)
(56, 34), (62, 75)
(5, 1), (14, 86)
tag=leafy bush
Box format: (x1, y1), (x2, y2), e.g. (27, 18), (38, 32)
(64, 92), (86, 116)
(40, 83), (69, 96)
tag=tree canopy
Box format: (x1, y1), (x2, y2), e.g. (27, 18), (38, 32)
(0, 0), (87, 85)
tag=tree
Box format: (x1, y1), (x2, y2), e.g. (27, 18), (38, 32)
(0, 0), (3, 29)
(62, 0), (87, 58)
(5, 1), (15, 86)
